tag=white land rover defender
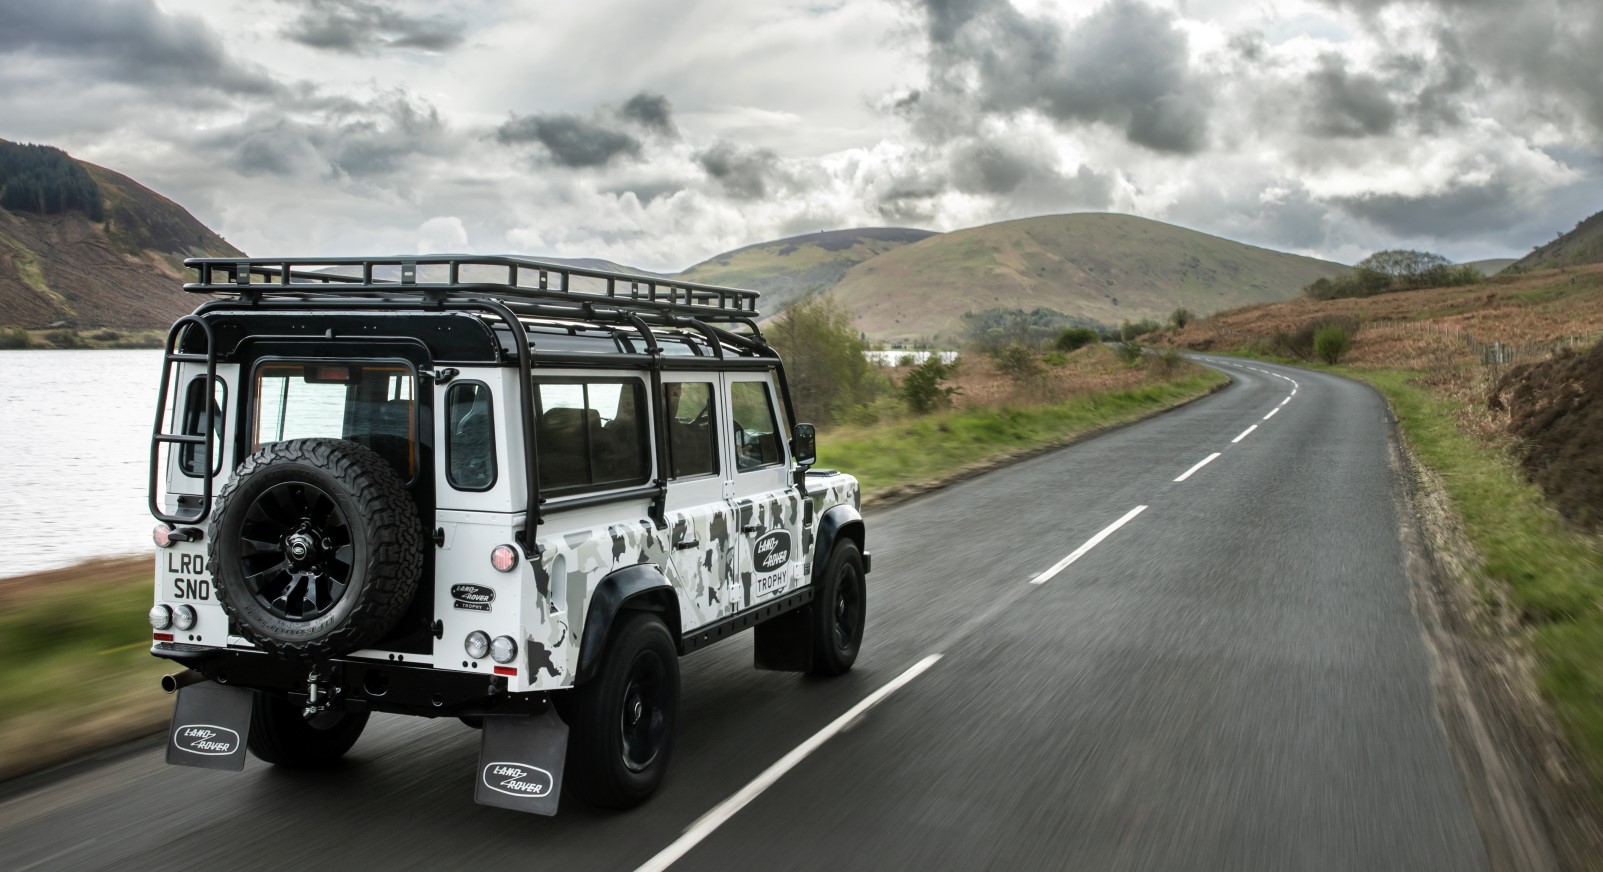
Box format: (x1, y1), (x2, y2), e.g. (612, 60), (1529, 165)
(147, 256), (869, 814)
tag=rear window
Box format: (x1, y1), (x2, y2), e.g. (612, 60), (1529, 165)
(446, 382), (496, 491)
(252, 362), (416, 480)
(534, 379), (649, 495)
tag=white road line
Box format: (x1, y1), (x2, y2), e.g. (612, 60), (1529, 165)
(1029, 505), (1148, 585)
(1173, 452), (1221, 482)
(633, 654), (944, 872)
(1232, 424), (1258, 443)
(1281, 397), (1290, 406)
(1263, 407), (1280, 420)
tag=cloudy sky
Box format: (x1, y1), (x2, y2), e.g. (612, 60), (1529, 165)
(1, 0), (1599, 271)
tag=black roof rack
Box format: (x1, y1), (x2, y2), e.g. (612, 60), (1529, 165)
(183, 254), (763, 321)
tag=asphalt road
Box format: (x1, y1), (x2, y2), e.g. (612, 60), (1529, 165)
(0, 358), (1488, 871)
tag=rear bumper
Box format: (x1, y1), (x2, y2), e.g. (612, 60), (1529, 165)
(152, 643), (550, 718)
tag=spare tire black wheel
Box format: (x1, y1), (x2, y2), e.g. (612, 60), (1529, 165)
(209, 438), (423, 660)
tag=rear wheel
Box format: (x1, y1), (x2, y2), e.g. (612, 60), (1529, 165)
(247, 692), (368, 768)
(809, 539), (865, 676)
(564, 612), (679, 808)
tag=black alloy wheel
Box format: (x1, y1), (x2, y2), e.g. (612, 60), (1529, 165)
(620, 648), (670, 773)
(809, 538), (865, 676)
(564, 612), (680, 808)
(238, 482), (355, 621)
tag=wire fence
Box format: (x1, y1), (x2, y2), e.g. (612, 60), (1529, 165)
(1366, 319), (1603, 368)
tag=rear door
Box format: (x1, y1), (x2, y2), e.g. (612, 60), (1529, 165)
(660, 376), (738, 625)
(723, 373), (803, 608)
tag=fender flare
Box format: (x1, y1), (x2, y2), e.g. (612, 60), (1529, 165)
(811, 504), (866, 586)
(575, 564), (681, 685)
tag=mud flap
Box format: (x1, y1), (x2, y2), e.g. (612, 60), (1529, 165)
(475, 709), (569, 815)
(753, 604), (813, 672)
(165, 681), (255, 771)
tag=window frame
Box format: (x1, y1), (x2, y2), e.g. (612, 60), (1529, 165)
(727, 378), (787, 473)
(444, 380), (497, 493)
(178, 374), (226, 478)
(664, 379), (721, 481)
(532, 375), (653, 499)
(247, 357), (420, 485)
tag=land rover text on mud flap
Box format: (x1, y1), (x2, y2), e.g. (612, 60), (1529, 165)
(147, 255), (869, 813)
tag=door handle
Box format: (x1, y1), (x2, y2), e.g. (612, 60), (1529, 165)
(742, 524), (761, 534)
(675, 539), (700, 550)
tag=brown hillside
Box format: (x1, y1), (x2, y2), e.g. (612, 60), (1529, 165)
(0, 146), (241, 329)
(830, 213), (1347, 344)
(1491, 340), (1603, 530)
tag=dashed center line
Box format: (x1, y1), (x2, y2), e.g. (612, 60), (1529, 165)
(1281, 397), (1290, 406)
(1030, 505), (1148, 585)
(1263, 407), (1279, 420)
(1231, 424), (1258, 443)
(1173, 452), (1221, 482)
(633, 655), (944, 872)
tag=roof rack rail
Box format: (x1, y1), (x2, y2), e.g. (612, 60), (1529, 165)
(182, 254), (763, 321)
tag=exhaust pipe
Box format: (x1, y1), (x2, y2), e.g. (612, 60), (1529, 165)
(161, 670), (205, 694)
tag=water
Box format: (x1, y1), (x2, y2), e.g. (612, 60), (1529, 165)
(864, 350), (960, 366)
(0, 349), (163, 578)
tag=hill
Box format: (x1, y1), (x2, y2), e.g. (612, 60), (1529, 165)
(676, 227), (936, 316)
(0, 140), (241, 329)
(1510, 208), (1603, 272)
(1462, 258), (1517, 276)
(825, 213), (1348, 344)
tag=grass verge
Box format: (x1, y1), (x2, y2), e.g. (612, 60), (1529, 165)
(0, 556), (171, 781)
(1359, 368), (1603, 785)
(820, 369), (1227, 502)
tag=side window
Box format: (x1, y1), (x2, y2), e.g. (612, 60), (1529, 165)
(729, 381), (785, 471)
(665, 382), (717, 478)
(534, 379), (649, 494)
(445, 382), (496, 491)
(179, 376), (225, 477)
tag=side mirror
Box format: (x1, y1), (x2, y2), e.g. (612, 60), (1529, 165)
(791, 423), (817, 467)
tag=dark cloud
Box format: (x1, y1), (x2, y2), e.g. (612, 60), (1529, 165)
(949, 138), (1115, 211)
(950, 140), (1030, 195)
(496, 114), (642, 168)
(697, 142), (783, 200)
(620, 92), (676, 136)
(214, 94), (452, 180)
(1335, 178), (1519, 239)
(278, 0), (465, 54)
(1315, 0), (1603, 135)
(0, 0), (281, 96)
(1302, 54), (1399, 138)
(903, 0), (1212, 154)
(601, 180), (684, 205)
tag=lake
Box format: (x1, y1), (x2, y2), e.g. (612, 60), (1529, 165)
(0, 349), (163, 578)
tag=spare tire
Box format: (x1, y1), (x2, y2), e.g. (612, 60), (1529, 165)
(209, 438), (423, 659)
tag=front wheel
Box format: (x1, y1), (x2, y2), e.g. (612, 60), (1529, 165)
(563, 612), (679, 808)
(247, 692), (369, 768)
(809, 539), (866, 676)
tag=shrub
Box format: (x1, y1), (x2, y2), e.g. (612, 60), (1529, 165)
(1041, 351), (1068, 367)
(1151, 348), (1184, 376)
(1169, 308), (1194, 330)
(1054, 326), (1099, 352)
(895, 353), (917, 368)
(0, 327), (30, 349)
(993, 341), (1043, 383)
(1314, 325), (1352, 364)
(1113, 341), (1144, 365)
(902, 355), (959, 414)
(45, 328), (82, 349)
(91, 329), (121, 342)
(1120, 318), (1162, 340)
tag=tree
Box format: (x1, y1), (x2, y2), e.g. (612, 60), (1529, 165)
(767, 296), (882, 426)
(902, 355), (958, 413)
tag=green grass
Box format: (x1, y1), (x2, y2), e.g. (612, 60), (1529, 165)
(0, 561), (173, 778)
(818, 370), (1227, 497)
(1359, 369), (1603, 783)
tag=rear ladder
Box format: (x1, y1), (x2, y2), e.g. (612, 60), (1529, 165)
(148, 314), (217, 525)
